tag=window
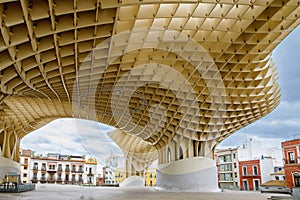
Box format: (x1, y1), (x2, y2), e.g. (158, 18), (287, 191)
(294, 173), (300, 187)
(275, 176), (279, 180)
(243, 166), (247, 176)
(254, 180), (260, 191)
(24, 166), (28, 170)
(289, 152), (295, 163)
(218, 155), (232, 163)
(225, 155), (232, 162)
(89, 167), (92, 174)
(219, 164), (232, 172)
(283, 176), (286, 180)
(253, 166), (258, 175)
(234, 163), (237, 168)
(243, 180), (248, 190)
(72, 175), (75, 181)
(219, 156), (225, 163)
(23, 173), (27, 177)
(225, 173), (232, 181)
(24, 158), (28, 164)
(179, 146), (183, 160)
(33, 163), (38, 170)
(233, 153), (236, 159)
(167, 147), (171, 163)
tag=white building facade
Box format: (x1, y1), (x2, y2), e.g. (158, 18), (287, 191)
(215, 148), (240, 190)
(238, 138), (283, 171)
(84, 158), (98, 185)
(103, 166), (115, 184)
(19, 149), (33, 183)
(19, 150), (99, 185)
(30, 154), (85, 184)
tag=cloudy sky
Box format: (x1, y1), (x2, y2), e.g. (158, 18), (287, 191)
(21, 26), (300, 163)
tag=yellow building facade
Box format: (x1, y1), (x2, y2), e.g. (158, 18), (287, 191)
(114, 168), (124, 184)
(145, 169), (156, 187)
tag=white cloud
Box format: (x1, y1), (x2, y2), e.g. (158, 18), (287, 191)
(21, 118), (122, 165)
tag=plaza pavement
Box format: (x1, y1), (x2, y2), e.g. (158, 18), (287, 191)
(0, 184), (292, 200)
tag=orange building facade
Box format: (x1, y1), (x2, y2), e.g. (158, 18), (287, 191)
(282, 138), (300, 189)
(239, 160), (261, 191)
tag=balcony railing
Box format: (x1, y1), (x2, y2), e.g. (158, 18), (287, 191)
(33, 166), (38, 170)
(31, 178), (38, 183)
(47, 179), (55, 183)
(65, 168), (70, 172)
(41, 167), (46, 171)
(47, 168), (56, 172)
(242, 173), (260, 176)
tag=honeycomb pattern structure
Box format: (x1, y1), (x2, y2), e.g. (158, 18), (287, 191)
(0, 0), (299, 171)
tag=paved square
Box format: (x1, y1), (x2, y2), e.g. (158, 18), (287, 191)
(0, 184), (292, 200)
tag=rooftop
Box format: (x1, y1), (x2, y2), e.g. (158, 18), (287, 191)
(261, 180), (287, 187)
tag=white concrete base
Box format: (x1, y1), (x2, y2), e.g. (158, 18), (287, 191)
(120, 176), (145, 187)
(0, 156), (21, 181)
(156, 157), (220, 192)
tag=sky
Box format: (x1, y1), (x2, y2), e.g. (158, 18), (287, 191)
(21, 25), (300, 163)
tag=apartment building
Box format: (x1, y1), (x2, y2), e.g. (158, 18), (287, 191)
(282, 137), (300, 189)
(19, 149), (98, 185)
(215, 148), (239, 190)
(19, 149), (33, 183)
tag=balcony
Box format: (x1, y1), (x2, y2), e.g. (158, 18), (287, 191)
(33, 166), (38, 170)
(57, 168), (62, 172)
(41, 167), (46, 171)
(71, 168), (76, 173)
(219, 179), (233, 182)
(40, 177), (46, 183)
(65, 168), (70, 172)
(47, 179), (55, 183)
(241, 173), (260, 177)
(47, 168), (56, 173)
(31, 178), (38, 183)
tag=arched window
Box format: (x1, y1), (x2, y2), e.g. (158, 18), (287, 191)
(167, 147), (171, 163)
(179, 146), (183, 160)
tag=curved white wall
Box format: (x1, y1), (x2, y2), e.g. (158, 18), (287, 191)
(156, 157), (219, 192)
